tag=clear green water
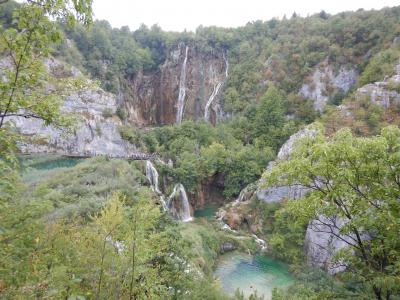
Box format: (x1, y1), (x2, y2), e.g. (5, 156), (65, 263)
(20, 155), (82, 171)
(215, 252), (294, 299)
(193, 204), (219, 219)
(30, 157), (82, 170)
(19, 155), (84, 184)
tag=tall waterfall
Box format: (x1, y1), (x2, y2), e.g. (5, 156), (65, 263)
(168, 183), (192, 222)
(223, 52), (229, 78)
(204, 52), (229, 122)
(176, 45), (189, 124)
(204, 82), (222, 121)
(145, 160), (167, 210)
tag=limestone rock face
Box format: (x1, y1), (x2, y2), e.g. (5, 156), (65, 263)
(7, 86), (135, 156)
(124, 43), (228, 126)
(356, 70), (400, 108)
(305, 216), (354, 274)
(5, 58), (135, 156)
(256, 127), (318, 203)
(299, 63), (357, 112)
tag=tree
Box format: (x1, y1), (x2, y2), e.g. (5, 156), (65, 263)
(264, 126), (400, 299)
(253, 85), (287, 150)
(0, 0), (93, 128)
(0, 0), (93, 203)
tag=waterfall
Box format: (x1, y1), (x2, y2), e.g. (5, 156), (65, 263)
(252, 234), (267, 251)
(204, 52), (228, 122)
(168, 183), (192, 222)
(204, 82), (222, 121)
(144, 161), (191, 221)
(236, 187), (247, 203)
(145, 160), (160, 193)
(176, 45), (189, 124)
(145, 160), (167, 210)
(223, 52), (229, 78)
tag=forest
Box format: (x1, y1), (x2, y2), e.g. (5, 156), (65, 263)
(1, 0), (400, 299)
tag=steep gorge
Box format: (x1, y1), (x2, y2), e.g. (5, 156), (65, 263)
(123, 42), (228, 126)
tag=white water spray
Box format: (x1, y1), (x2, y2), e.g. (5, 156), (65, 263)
(176, 45), (189, 124)
(204, 52), (229, 122)
(146, 160), (160, 193)
(168, 183), (192, 222)
(223, 52), (229, 78)
(252, 234), (267, 251)
(204, 82), (222, 121)
(145, 160), (167, 210)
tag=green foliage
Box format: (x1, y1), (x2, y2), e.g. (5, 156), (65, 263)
(0, 157), (225, 299)
(116, 106), (127, 121)
(359, 47), (400, 86)
(265, 126), (400, 299)
(0, 128), (19, 205)
(268, 200), (312, 264)
(124, 120), (275, 198)
(272, 267), (358, 299)
(101, 107), (113, 118)
(252, 86), (293, 151)
(0, 0), (92, 212)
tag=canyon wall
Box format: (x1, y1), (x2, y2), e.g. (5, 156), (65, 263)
(124, 43), (228, 126)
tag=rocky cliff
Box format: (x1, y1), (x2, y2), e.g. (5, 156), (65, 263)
(299, 62), (357, 112)
(124, 43), (228, 126)
(6, 59), (135, 156)
(256, 126), (318, 203)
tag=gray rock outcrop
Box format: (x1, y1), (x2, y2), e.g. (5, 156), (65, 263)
(299, 63), (357, 111)
(356, 66), (400, 108)
(256, 126), (318, 203)
(304, 216), (351, 274)
(7, 86), (135, 156)
(5, 57), (135, 157)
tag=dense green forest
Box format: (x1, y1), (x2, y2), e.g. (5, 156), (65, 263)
(1, 0), (400, 299)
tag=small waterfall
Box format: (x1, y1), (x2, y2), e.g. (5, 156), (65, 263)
(144, 161), (191, 220)
(145, 160), (167, 210)
(176, 45), (189, 124)
(236, 187), (247, 203)
(168, 183), (192, 222)
(146, 160), (160, 193)
(252, 234), (267, 251)
(204, 82), (222, 121)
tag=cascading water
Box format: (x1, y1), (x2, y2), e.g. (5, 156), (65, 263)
(145, 160), (167, 210)
(176, 45), (189, 124)
(204, 82), (222, 121)
(252, 234), (267, 250)
(223, 52), (229, 78)
(146, 160), (161, 194)
(204, 52), (229, 122)
(168, 183), (192, 222)
(144, 161), (191, 220)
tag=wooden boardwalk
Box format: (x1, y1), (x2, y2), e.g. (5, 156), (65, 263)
(63, 152), (159, 160)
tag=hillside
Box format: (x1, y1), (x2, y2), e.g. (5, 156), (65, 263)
(1, 1), (400, 299)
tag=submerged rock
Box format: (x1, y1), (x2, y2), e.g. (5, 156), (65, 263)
(220, 242), (236, 254)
